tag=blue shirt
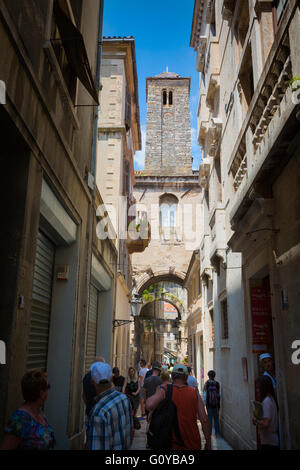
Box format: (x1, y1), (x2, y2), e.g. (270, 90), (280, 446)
(87, 388), (133, 450)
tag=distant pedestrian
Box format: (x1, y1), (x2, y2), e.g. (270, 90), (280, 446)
(252, 375), (279, 451)
(187, 367), (198, 388)
(82, 356), (105, 417)
(160, 368), (171, 385)
(146, 364), (211, 450)
(145, 363), (153, 379)
(86, 362), (133, 450)
(259, 353), (282, 448)
(259, 353), (277, 395)
(125, 367), (139, 416)
(0, 370), (55, 450)
(137, 359), (148, 418)
(143, 362), (162, 402)
(112, 367), (126, 393)
(204, 370), (221, 436)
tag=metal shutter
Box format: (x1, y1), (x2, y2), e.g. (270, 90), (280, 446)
(27, 231), (55, 371)
(85, 284), (98, 372)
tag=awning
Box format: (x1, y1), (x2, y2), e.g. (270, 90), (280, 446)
(53, 1), (99, 104)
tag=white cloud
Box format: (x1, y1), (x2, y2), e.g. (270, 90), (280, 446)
(134, 125), (146, 170)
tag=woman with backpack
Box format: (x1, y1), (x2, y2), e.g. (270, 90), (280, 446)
(203, 370), (221, 437)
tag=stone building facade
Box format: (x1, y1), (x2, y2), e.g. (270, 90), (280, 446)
(132, 70), (202, 365)
(191, 0), (300, 450)
(0, 0), (118, 450)
(183, 250), (206, 391)
(97, 37), (142, 377)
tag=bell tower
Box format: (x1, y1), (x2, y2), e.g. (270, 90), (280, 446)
(144, 69), (193, 175)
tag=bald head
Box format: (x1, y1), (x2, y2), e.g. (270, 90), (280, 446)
(95, 356), (105, 363)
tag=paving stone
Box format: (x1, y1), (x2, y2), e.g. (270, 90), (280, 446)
(131, 418), (233, 451)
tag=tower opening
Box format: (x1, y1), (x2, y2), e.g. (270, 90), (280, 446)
(163, 90), (167, 105)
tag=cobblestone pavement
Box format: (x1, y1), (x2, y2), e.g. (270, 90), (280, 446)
(131, 417), (233, 451)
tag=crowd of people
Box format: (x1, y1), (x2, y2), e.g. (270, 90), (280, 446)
(0, 353), (280, 451)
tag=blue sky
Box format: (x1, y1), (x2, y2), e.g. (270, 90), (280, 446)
(103, 0), (201, 170)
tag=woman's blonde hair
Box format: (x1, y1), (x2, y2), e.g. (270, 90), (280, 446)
(160, 369), (170, 383)
(127, 366), (137, 381)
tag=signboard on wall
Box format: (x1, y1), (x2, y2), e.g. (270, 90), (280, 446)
(250, 287), (272, 354)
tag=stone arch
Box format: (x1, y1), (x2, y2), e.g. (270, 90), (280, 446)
(141, 296), (183, 320)
(135, 270), (185, 296)
(159, 193), (178, 203)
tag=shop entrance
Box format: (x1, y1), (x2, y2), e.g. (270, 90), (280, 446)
(249, 271), (278, 448)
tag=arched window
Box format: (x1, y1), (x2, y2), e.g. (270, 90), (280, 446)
(160, 194), (178, 228)
(163, 90), (167, 105)
(169, 91), (173, 105)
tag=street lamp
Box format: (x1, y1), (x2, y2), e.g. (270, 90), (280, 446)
(112, 293), (143, 329)
(130, 293), (143, 317)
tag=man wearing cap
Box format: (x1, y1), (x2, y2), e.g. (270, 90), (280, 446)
(86, 362), (133, 450)
(82, 356), (105, 418)
(146, 363), (211, 450)
(259, 353), (277, 392)
(259, 352), (282, 448)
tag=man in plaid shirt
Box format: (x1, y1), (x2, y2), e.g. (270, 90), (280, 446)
(86, 362), (133, 450)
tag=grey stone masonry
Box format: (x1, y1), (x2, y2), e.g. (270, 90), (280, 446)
(144, 74), (193, 176)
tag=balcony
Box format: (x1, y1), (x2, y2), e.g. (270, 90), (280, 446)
(200, 235), (212, 280)
(127, 219), (151, 254)
(230, 135), (247, 192)
(254, 0), (273, 15)
(227, 1), (299, 224)
(196, 36), (207, 73)
(205, 41), (220, 110)
(197, 93), (210, 147)
(199, 158), (210, 189)
(209, 205), (226, 271)
(222, 0), (235, 21)
(208, 117), (223, 157)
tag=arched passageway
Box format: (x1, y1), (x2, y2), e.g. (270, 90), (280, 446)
(134, 280), (187, 364)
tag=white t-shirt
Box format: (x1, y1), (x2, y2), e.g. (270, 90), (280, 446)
(259, 396), (279, 446)
(139, 368), (148, 387)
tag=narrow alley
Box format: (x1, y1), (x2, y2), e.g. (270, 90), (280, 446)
(0, 0), (299, 454)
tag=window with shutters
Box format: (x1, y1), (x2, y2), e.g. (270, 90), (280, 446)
(27, 232), (55, 371)
(51, 1), (78, 103)
(209, 309), (215, 342)
(273, 0), (289, 33)
(85, 284), (99, 372)
(160, 194), (178, 228)
(221, 299), (229, 340)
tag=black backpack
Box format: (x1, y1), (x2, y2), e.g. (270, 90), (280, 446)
(206, 380), (220, 408)
(147, 384), (184, 449)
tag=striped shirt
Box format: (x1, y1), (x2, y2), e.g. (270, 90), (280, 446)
(86, 388), (133, 450)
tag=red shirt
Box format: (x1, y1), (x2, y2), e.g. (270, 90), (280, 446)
(162, 384), (202, 450)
